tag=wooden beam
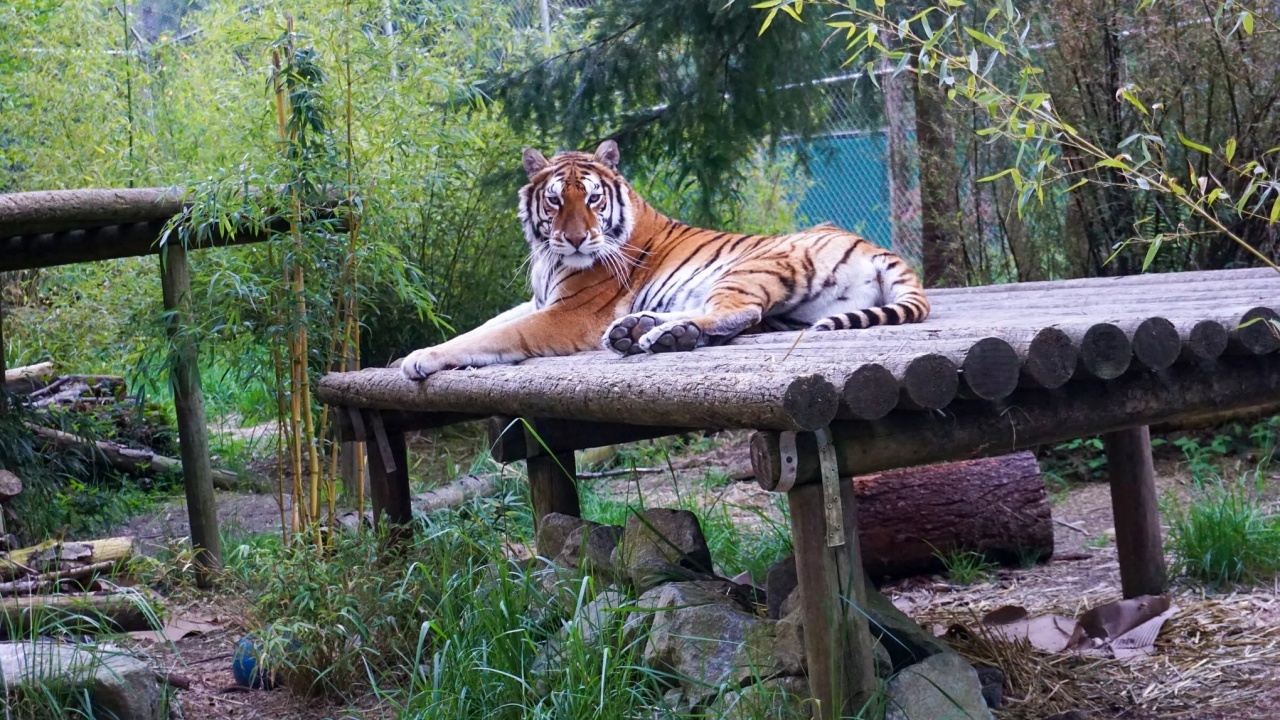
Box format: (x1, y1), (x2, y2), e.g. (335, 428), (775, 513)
(0, 221), (271, 272)
(159, 244), (221, 588)
(318, 367), (838, 431)
(927, 266), (1277, 295)
(1104, 426), (1167, 598)
(366, 414), (412, 541)
(0, 187), (187, 236)
(751, 356), (1280, 490)
(789, 477), (876, 719)
(527, 452), (580, 530)
(486, 416), (691, 463)
(0, 294), (6, 417)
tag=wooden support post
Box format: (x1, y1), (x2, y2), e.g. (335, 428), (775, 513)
(366, 412), (411, 542)
(339, 439), (366, 506)
(158, 245), (221, 588)
(788, 461), (877, 719)
(0, 293), (7, 417)
(1104, 425), (1167, 598)
(527, 451), (580, 531)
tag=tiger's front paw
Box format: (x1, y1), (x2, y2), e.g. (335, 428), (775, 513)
(400, 348), (455, 381)
(638, 320), (703, 353)
(603, 313), (663, 355)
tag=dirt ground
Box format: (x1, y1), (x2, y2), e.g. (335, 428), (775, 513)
(116, 429), (1279, 720)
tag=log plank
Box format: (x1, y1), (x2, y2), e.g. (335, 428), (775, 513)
(751, 356), (1280, 489)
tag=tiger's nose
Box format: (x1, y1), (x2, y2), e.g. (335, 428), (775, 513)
(564, 231), (588, 248)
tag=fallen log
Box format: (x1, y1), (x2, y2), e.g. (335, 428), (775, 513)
(26, 424), (240, 490)
(1, 537), (133, 582)
(25, 375), (126, 407)
(0, 591), (162, 639)
(3, 358), (53, 386)
(414, 474), (499, 514)
(851, 451), (1054, 579)
(0, 560), (120, 596)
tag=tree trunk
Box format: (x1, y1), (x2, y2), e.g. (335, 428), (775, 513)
(883, 60), (920, 266)
(914, 79), (965, 288)
(850, 451), (1054, 579)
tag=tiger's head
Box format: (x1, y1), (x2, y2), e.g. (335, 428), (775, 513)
(517, 140), (636, 271)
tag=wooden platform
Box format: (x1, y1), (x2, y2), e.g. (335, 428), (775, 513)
(321, 266), (1279, 720)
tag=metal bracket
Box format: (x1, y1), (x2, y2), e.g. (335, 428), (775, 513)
(776, 431), (799, 493)
(814, 427), (845, 548)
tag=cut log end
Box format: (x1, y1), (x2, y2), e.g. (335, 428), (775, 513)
(898, 353), (959, 410)
(782, 374), (840, 431)
(1132, 317), (1180, 371)
(1023, 327), (1077, 389)
(1181, 319), (1229, 364)
(961, 337), (1020, 401)
(841, 364), (899, 420)
(1231, 307), (1280, 355)
(1079, 322), (1132, 380)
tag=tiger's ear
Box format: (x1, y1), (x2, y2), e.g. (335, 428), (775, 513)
(594, 139), (620, 169)
(523, 148), (549, 179)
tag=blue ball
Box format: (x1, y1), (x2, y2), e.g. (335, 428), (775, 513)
(232, 635), (278, 690)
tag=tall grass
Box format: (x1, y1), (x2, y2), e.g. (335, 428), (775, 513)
(223, 478), (807, 718)
(1165, 471), (1280, 586)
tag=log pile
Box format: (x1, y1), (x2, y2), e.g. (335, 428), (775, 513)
(4, 362), (242, 489)
(0, 536), (133, 597)
(319, 267), (1280, 431)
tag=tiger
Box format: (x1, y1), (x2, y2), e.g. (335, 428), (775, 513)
(399, 140), (929, 380)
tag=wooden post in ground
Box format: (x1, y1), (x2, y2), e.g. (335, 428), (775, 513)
(159, 244), (221, 588)
(1103, 426), (1167, 597)
(0, 293), (7, 417)
(366, 411), (411, 543)
(527, 451), (580, 532)
(788, 466), (877, 719)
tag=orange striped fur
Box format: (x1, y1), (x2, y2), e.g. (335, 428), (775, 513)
(400, 141), (929, 379)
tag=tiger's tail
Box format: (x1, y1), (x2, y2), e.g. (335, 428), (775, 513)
(812, 256), (930, 330)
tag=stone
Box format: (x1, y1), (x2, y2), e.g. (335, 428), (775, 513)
(780, 586), (802, 618)
(861, 578), (952, 672)
(624, 580), (750, 646)
(765, 553), (798, 620)
(975, 665), (1004, 708)
(884, 653), (994, 720)
(618, 509), (714, 591)
(0, 470), (21, 500)
(774, 606), (807, 677)
(563, 523), (623, 579)
(0, 641), (165, 720)
(537, 513), (593, 563)
(707, 676), (812, 720)
(562, 589), (628, 647)
(643, 600), (781, 705)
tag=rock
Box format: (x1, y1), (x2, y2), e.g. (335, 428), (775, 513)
(861, 578), (952, 672)
(643, 600), (783, 705)
(618, 509), (714, 591)
(975, 665), (1004, 708)
(765, 553), (798, 620)
(780, 586), (802, 618)
(563, 589), (628, 646)
(884, 653), (994, 720)
(707, 676), (812, 720)
(537, 513), (593, 563)
(563, 523), (622, 579)
(0, 641), (164, 720)
(774, 606), (807, 677)
(624, 580), (750, 646)
(658, 688), (695, 718)
(0, 470), (21, 500)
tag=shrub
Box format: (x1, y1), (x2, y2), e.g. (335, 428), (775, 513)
(1165, 474), (1280, 586)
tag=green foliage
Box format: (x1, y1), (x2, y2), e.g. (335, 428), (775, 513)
(223, 483), (799, 716)
(0, 402), (180, 542)
(1164, 473), (1280, 586)
(762, 0), (1280, 274)
(935, 548), (997, 585)
(493, 0), (834, 225)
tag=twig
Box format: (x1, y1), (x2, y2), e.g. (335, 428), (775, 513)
(1054, 518), (1089, 534)
(577, 466), (668, 478)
